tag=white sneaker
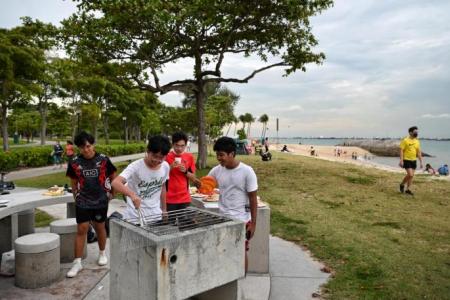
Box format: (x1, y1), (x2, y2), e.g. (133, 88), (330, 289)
(98, 253), (108, 266)
(66, 262), (82, 278)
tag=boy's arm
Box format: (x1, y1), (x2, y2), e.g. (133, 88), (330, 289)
(70, 178), (79, 201)
(160, 182), (167, 213)
(109, 172), (118, 198)
(247, 190), (258, 239)
(112, 176), (141, 209)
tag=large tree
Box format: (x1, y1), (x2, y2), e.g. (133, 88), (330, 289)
(62, 0), (332, 167)
(0, 20), (47, 150)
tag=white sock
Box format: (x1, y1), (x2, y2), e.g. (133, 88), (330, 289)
(99, 250), (105, 256)
(73, 258), (82, 264)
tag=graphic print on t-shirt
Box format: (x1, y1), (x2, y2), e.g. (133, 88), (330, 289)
(137, 177), (166, 199)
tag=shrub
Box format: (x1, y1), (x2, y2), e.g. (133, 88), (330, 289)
(0, 143), (146, 171)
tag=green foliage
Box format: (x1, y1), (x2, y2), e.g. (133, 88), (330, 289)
(61, 0), (333, 168)
(0, 143), (145, 171)
(237, 128), (247, 140)
(0, 18), (57, 150)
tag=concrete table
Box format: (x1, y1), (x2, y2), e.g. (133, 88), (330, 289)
(191, 198), (271, 274)
(0, 190), (74, 254)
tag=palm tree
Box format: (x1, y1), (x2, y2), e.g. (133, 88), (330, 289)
(238, 114), (246, 132)
(259, 114), (269, 140)
(244, 113), (255, 138)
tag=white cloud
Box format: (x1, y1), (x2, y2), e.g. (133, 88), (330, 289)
(421, 113), (450, 119)
(2, 0), (450, 138)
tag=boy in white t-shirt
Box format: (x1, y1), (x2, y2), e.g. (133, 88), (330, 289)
(112, 135), (171, 221)
(208, 137), (258, 273)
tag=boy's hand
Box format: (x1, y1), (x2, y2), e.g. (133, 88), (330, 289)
(246, 221), (256, 239)
(178, 164), (187, 173)
(131, 195), (142, 209)
(192, 178), (201, 188)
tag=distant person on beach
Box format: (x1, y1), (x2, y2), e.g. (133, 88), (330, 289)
(281, 145), (290, 152)
(399, 126), (423, 195)
(425, 163), (437, 176)
(310, 146), (315, 156)
(264, 137), (269, 152)
(438, 164), (449, 176)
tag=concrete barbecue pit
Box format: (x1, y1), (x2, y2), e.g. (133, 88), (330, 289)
(109, 207), (246, 300)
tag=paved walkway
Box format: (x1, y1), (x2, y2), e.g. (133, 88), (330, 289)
(6, 153), (146, 181)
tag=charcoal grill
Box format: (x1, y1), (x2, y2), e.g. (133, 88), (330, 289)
(110, 207), (245, 300)
(127, 207), (232, 236)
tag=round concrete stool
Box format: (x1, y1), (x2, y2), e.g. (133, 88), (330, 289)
(15, 233), (60, 289)
(50, 218), (87, 263)
(18, 209), (35, 237)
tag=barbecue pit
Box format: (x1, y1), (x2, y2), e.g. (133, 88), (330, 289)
(110, 207), (245, 300)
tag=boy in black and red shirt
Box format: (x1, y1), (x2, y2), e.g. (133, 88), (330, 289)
(66, 131), (117, 278)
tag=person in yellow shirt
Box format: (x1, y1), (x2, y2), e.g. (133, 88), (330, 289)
(399, 126), (423, 195)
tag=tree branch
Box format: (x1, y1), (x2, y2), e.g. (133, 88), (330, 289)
(205, 62), (288, 83)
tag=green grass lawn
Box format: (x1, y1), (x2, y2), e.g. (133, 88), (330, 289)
(15, 152), (450, 299)
(35, 209), (56, 227)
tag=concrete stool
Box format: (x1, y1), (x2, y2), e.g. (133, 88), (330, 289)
(50, 218), (87, 263)
(15, 233), (60, 289)
(18, 209), (35, 237)
(0, 210), (35, 265)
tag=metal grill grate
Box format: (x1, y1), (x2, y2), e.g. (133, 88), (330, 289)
(123, 207), (231, 236)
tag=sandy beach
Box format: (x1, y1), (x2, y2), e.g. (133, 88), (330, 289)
(270, 143), (450, 181)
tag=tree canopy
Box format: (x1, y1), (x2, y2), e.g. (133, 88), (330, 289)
(62, 0), (332, 167)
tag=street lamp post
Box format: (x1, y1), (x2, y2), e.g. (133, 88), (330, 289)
(76, 108), (81, 134)
(122, 116), (127, 144)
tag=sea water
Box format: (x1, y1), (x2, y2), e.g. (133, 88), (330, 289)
(273, 138), (450, 170)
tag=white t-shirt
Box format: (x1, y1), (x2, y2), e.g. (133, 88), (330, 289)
(120, 159), (170, 221)
(208, 162), (258, 222)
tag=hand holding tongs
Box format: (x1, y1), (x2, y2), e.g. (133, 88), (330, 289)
(137, 207), (146, 227)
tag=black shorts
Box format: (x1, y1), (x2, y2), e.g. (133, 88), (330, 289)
(403, 160), (417, 170)
(167, 203), (190, 212)
(75, 206), (108, 224)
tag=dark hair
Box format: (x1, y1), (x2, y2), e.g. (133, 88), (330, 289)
(408, 126), (418, 133)
(213, 137), (236, 155)
(74, 131), (95, 147)
(147, 135), (171, 155)
(172, 131), (188, 144)
(66, 140), (73, 145)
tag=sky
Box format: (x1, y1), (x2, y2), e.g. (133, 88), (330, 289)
(1, 0), (449, 138)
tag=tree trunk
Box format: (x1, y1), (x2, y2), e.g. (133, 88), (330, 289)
(226, 123), (232, 136)
(103, 99), (109, 144)
(93, 121), (98, 142)
(39, 99), (47, 145)
(195, 84), (207, 168)
(103, 113), (109, 145)
(125, 124), (129, 145)
(2, 104), (9, 151)
(137, 125), (141, 142)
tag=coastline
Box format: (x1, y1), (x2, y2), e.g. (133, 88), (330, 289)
(270, 143), (450, 181)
